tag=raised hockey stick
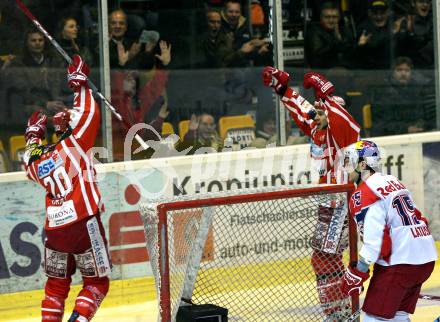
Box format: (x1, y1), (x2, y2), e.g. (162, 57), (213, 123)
(13, 0), (150, 151)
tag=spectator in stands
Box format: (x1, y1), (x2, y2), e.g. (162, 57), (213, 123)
(201, 9), (259, 68)
(111, 40), (171, 160)
(220, 0), (269, 67)
(182, 113), (223, 153)
(305, 1), (355, 69)
(108, 9), (167, 71)
(251, 115), (276, 148)
(56, 17), (94, 66)
(251, 115), (308, 148)
(395, 0), (433, 69)
(370, 56), (434, 136)
(3, 29), (64, 119)
(108, 9), (141, 69)
(200, 9), (225, 68)
(221, 0), (251, 48)
(130, 101), (173, 161)
(355, 0), (396, 69)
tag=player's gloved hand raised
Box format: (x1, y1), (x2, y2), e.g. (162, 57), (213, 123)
(262, 66), (290, 96)
(303, 72), (334, 99)
(67, 55), (90, 89)
(25, 110), (48, 142)
(341, 264), (370, 296)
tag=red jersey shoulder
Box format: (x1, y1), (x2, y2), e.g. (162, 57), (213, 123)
(349, 182), (380, 214)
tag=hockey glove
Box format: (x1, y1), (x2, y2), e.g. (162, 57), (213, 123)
(341, 264), (370, 297)
(303, 72), (334, 99)
(262, 66), (290, 96)
(25, 110), (48, 142)
(67, 55), (90, 89)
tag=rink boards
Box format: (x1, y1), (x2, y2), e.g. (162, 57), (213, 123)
(0, 132), (439, 321)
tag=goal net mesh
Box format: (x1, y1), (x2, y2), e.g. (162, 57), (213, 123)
(141, 185), (356, 322)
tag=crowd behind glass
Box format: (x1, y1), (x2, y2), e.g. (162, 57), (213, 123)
(0, 0), (436, 171)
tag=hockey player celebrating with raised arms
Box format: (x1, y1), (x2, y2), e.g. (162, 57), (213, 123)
(263, 66), (361, 321)
(341, 140), (437, 321)
(23, 55), (111, 322)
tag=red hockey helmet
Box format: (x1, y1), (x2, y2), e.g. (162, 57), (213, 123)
(53, 109), (71, 134)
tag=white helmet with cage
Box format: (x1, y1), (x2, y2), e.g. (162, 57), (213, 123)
(343, 140), (381, 173)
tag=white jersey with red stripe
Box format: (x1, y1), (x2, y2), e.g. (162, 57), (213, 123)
(24, 85), (102, 230)
(281, 87), (361, 184)
(349, 172), (437, 266)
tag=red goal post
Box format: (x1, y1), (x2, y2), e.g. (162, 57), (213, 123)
(141, 184), (359, 322)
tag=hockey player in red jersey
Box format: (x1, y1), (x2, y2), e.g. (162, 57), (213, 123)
(23, 55), (111, 322)
(341, 140), (437, 321)
(263, 66), (361, 321)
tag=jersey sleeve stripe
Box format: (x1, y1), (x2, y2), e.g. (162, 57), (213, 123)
(69, 89), (84, 130)
(70, 135), (99, 205)
(76, 88), (95, 139)
(325, 101), (361, 133)
(61, 140), (94, 216)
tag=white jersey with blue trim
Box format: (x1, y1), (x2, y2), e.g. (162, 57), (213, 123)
(349, 172), (437, 266)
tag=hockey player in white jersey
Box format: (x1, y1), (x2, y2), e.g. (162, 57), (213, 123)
(340, 140), (437, 321)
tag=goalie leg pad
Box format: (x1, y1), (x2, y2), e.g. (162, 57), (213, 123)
(312, 251), (349, 318)
(311, 250), (344, 275)
(316, 274), (350, 316)
(312, 206), (348, 254)
(70, 276), (109, 321)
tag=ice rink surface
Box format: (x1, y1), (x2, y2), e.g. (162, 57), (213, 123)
(2, 275), (439, 322)
(1, 245), (439, 322)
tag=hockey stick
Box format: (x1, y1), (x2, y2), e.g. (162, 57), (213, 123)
(13, 0), (150, 151)
(419, 293), (440, 301)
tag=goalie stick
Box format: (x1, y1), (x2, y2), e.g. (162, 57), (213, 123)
(345, 293), (440, 322)
(13, 0), (150, 151)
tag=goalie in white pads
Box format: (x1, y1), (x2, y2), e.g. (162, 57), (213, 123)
(341, 140), (437, 321)
(23, 55), (111, 322)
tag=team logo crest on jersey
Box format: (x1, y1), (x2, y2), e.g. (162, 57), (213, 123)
(351, 191), (361, 207)
(37, 151), (63, 178)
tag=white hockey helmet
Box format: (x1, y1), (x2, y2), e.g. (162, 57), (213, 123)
(343, 140), (381, 173)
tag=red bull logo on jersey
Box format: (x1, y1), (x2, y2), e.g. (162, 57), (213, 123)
(376, 180), (406, 197)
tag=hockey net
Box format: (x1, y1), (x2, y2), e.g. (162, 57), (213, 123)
(140, 184), (358, 322)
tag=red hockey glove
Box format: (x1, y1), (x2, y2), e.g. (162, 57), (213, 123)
(67, 55), (90, 89)
(341, 265), (370, 297)
(53, 109), (71, 134)
(303, 72), (334, 99)
(25, 110), (48, 141)
(262, 66), (290, 96)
